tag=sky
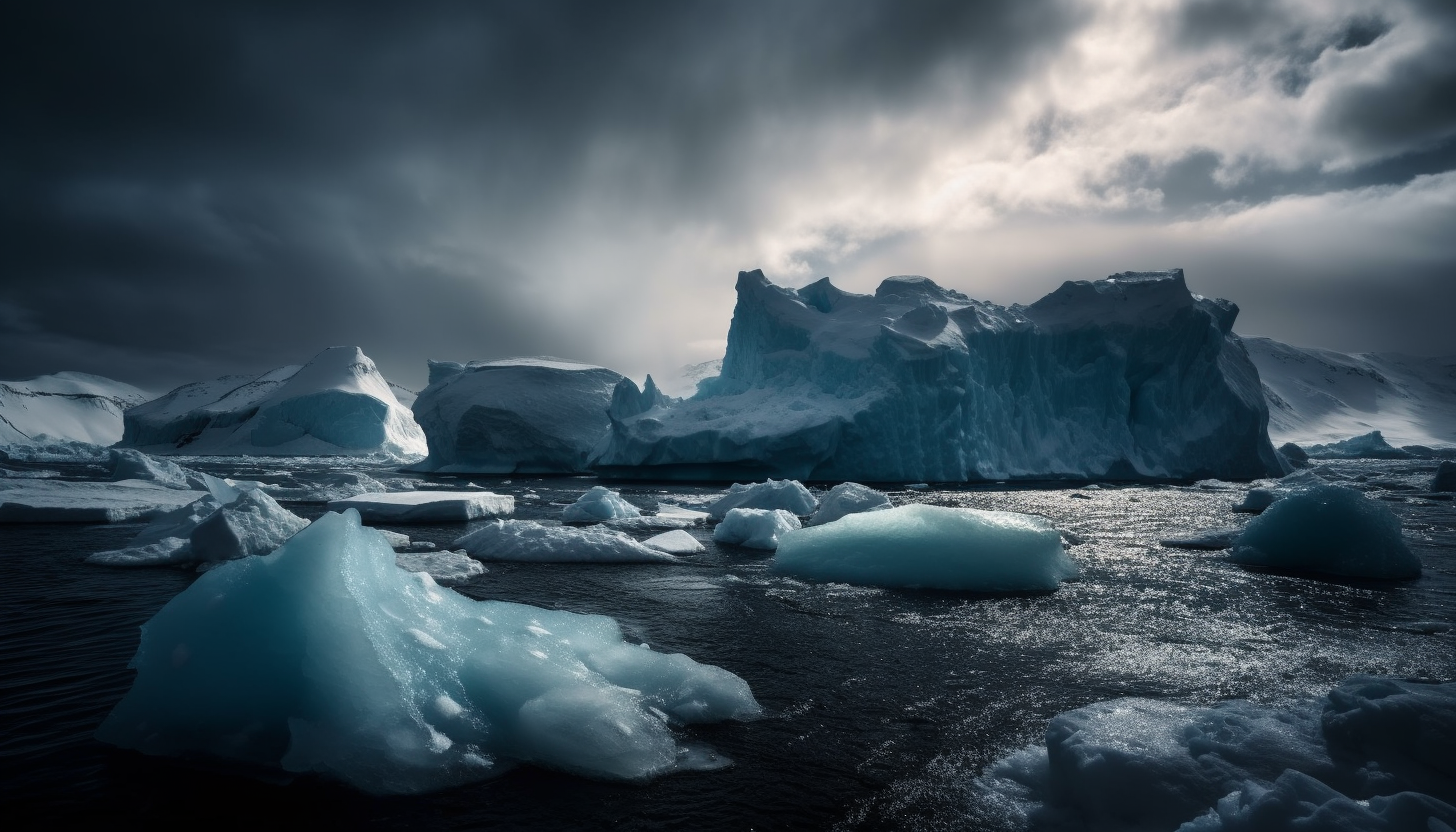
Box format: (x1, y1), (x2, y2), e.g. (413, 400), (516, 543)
(4, 0), (1455, 395)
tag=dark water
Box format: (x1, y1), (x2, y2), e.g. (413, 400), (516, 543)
(2, 460), (1453, 829)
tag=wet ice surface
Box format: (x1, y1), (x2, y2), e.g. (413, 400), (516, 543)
(1, 458), (1452, 829)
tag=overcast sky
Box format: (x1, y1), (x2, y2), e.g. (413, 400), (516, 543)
(4, 0), (1454, 394)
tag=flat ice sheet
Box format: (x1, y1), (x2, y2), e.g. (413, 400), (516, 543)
(328, 490), (513, 523)
(0, 479), (204, 523)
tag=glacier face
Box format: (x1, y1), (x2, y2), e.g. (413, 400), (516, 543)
(410, 358), (624, 474)
(0, 372), (151, 446)
(120, 347), (426, 460)
(593, 270), (1284, 482)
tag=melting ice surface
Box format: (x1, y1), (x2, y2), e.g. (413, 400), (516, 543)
(95, 509), (761, 794)
(774, 503), (1078, 591)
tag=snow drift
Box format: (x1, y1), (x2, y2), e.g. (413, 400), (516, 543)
(593, 269), (1283, 482)
(0, 372), (150, 446)
(409, 358), (624, 474)
(96, 509), (760, 793)
(119, 347), (425, 460)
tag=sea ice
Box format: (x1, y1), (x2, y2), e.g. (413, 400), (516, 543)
(119, 346), (426, 460)
(807, 482), (891, 526)
(562, 486), (642, 523)
(1160, 528), (1242, 550)
(328, 490), (513, 524)
(410, 358), (624, 474)
(970, 676), (1456, 831)
(453, 520), (677, 563)
(1227, 484), (1421, 579)
(644, 529), (705, 554)
(593, 270), (1284, 482)
(707, 479), (818, 520)
(394, 549), (486, 585)
(712, 508), (801, 550)
(0, 479), (205, 524)
(106, 448), (205, 489)
(95, 510), (761, 793)
(772, 504), (1077, 591)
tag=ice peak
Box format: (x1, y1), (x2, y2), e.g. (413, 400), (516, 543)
(874, 275), (969, 304)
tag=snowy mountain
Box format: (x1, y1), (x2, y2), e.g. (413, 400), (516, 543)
(0, 372), (151, 445)
(410, 357), (624, 474)
(593, 269), (1283, 482)
(1244, 336), (1456, 448)
(119, 347), (426, 460)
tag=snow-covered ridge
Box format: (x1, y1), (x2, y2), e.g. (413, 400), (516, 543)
(593, 269), (1283, 482)
(119, 346), (426, 460)
(0, 371), (151, 445)
(1245, 336), (1456, 448)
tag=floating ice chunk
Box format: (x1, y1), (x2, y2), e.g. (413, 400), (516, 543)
(1231, 488), (1276, 514)
(0, 479), (204, 524)
(972, 676), (1456, 832)
(1432, 461), (1456, 492)
(712, 508), (801, 550)
(376, 529), (412, 549)
(562, 486), (641, 523)
(189, 489), (309, 563)
(773, 504), (1077, 591)
(88, 488), (307, 566)
(454, 520), (676, 563)
(95, 510), (760, 793)
(1277, 442), (1308, 467)
(394, 549), (486, 585)
(1228, 484), (1421, 579)
(644, 530), (705, 554)
(707, 480), (817, 520)
(1160, 528), (1242, 551)
(259, 471), (389, 503)
(807, 482), (891, 526)
(328, 491), (513, 524)
(106, 449), (205, 490)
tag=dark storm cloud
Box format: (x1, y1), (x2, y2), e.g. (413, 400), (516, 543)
(1, 0), (1087, 390)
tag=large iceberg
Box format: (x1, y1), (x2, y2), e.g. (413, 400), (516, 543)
(971, 676), (1456, 831)
(119, 347), (426, 460)
(409, 358), (625, 474)
(0, 371), (150, 446)
(96, 510), (761, 793)
(592, 270), (1284, 482)
(773, 503), (1078, 591)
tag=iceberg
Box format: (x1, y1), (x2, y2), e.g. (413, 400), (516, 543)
(707, 479), (818, 520)
(453, 520), (677, 563)
(773, 504), (1077, 591)
(0, 479), (204, 524)
(1433, 461), (1456, 492)
(971, 676), (1456, 831)
(1228, 484), (1421, 579)
(119, 347), (426, 460)
(95, 510), (761, 793)
(807, 482), (892, 526)
(593, 270), (1284, 482)
(712, 508), (801, 550)
(562, 486), (642, 523)
(0, 371), (150, 446)
(327, 490), (513, 524)
(409, 358), (625, 474)
(106, 448), (205, 489)
(1231, 487), (1277, 514)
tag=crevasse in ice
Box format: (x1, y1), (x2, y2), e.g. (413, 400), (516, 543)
(96, 510), (761, 793)
(592, 269), (1284, 482)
